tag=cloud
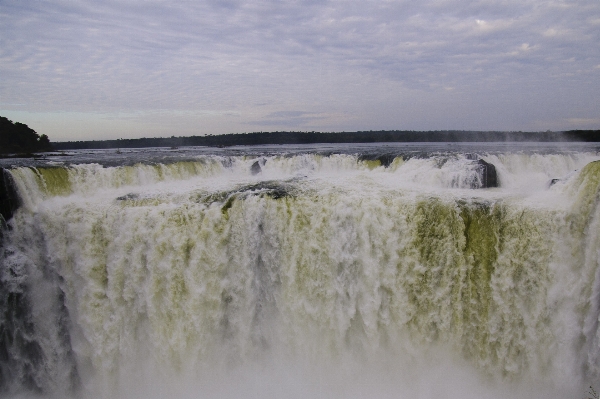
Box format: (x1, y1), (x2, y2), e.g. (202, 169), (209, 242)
(246, 111), (328, 127)
(567, 118), (600, 126)
(0, 0), (599, 140)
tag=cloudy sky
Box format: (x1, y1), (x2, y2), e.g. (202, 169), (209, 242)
(1, 0), (599, 141)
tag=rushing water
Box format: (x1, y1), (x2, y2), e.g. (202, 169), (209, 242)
(1, 143), (600, 398)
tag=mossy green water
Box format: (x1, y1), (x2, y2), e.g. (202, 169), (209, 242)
(36, 167), (72, 196)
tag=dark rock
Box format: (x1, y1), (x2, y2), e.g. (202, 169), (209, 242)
(549, 178), (560, 187)
(0, 290), (45, 393)
(377, 154), (397, 168)
(0, 264), (80, 394)
(250, 160), (262, 175)
(358, 154), (397, 168)
(0, 168), (21, 222)
(116, 193), (139, 201)
(475, 159), (498, 188)
(239, 181), (290, 200)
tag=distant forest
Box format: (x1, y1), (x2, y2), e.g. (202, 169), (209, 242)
(1, 114), (599, 154)
(0, 116), (51, 154)
(52, 130), (600, 150)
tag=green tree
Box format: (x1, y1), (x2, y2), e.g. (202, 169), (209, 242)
(0, 116), (51, 154)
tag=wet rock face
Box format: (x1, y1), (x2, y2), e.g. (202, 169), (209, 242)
(476, 159), (498, 188)
(250, 160), (263, 175)
(0, 169), (21, 222)
(549, 178), (560, 187)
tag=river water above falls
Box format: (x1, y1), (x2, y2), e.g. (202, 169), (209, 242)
(1, 142), (600, 398)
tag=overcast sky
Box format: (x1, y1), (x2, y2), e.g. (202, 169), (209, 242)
(1, 0), (599, 141)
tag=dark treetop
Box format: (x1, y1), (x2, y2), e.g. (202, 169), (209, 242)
(0, 116), (51, 154)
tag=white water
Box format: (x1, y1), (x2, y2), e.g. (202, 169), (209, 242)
(2, 148), (600, 398)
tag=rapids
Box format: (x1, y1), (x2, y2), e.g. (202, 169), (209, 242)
(1, 143), (600, 398)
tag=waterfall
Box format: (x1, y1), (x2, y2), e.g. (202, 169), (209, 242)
(1, 148), (599, 398)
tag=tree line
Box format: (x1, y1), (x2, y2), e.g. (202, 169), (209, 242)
(1, 114), (598, 153)
(52, 130), (599, 150)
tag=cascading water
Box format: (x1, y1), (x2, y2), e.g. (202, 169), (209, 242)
(1, 144), (600, 398)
